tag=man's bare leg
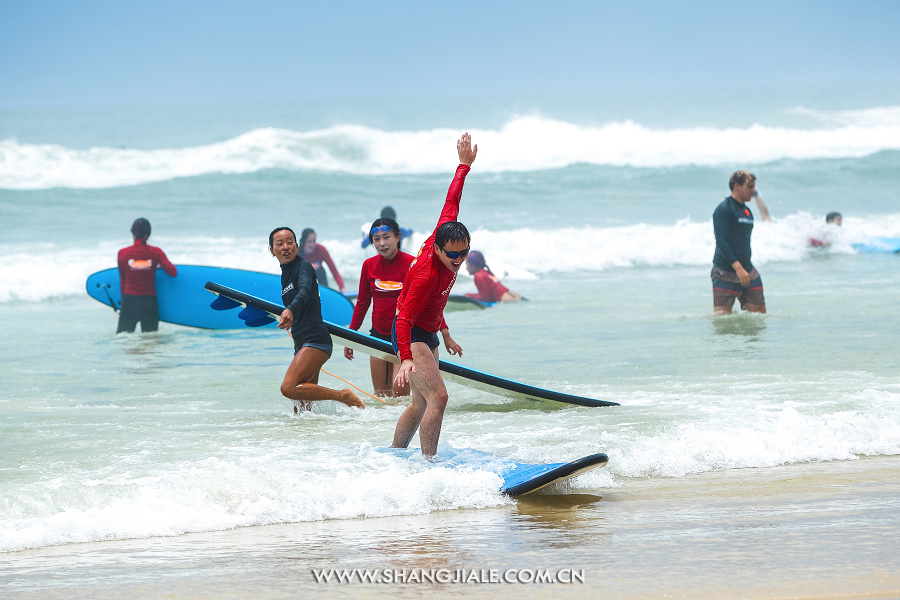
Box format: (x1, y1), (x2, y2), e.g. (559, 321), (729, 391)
(745, 303), (767, 314)
(714, 295), (736, 315)
(391, 342), (447, 455)
(281, 347), (364, 409)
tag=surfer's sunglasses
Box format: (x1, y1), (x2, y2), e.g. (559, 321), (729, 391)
(439, 245), (470, 260)
(370, 225), (394, 235)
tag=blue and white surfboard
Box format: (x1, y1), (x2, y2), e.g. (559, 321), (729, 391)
(86, 265), (354, 329)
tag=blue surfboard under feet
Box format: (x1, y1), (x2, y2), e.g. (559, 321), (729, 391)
(380, 446), (609, 496)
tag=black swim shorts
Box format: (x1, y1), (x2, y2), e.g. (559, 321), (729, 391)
(369, 328), (392, 342)
(390, 317), (440, 356)
(117, 294), (159, 333)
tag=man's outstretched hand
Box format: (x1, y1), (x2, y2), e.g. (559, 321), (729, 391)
(458, 132), (477, 166)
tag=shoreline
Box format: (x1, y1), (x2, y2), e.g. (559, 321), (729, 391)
(3, 455), (899, 599)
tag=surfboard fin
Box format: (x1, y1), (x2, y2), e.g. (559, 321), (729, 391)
(210, 295), (242, 311)
(238, 306), (277, 327)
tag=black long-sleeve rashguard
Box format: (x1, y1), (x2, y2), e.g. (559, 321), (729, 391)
(280, 256), (332, 352)
(712, 196), (755, 272)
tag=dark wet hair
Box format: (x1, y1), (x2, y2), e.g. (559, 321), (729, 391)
(435, 221), (470, 249)
(131, 218), (151, 240)
(466, 250), (486, 270)
(466, 250), (495, 276)
(268, 226), (296, 250)
(380, 206), (397, 220)
(300, 228), (316, 251)
(368, 217), (401, 244)
(826, 212), (842, 223)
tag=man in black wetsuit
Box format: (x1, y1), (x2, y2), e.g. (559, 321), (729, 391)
(711, 171), (766, 315)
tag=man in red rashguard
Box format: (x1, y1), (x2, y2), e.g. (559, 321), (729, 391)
(390, 133), (477, 457)
(116, 218), (177, 333)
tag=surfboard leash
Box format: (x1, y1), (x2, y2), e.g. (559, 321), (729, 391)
(319, 369), (389, 404)
(282, 326), (389, 405)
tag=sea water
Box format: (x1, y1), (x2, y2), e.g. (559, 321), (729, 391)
(1, 88), (899, 568)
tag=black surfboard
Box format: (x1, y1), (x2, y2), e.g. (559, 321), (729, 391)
(204, 282), (618, 408)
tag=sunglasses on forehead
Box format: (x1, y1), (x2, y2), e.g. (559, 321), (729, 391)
(370, 225), (394, 235)
(440, 245), (470, 259)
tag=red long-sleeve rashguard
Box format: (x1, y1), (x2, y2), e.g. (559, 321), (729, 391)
(394, 164), (470, 362)
(117, 239), (177, 296)
(304, 244), (345, 290)
(466, 270), (509, 302)
(350, 251), (415, 335)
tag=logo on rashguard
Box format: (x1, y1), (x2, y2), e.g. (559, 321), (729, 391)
(282, 282), (294, 296)
(128, 259), (154, 270)
(374, 279), (402, 291)
(441, 274), (457, 296)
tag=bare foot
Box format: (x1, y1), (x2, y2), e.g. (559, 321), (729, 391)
(339, 388), (365, 409)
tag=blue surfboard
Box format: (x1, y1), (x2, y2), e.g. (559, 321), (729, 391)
(852, 237), (900, 253)
(381, 446), (609, 496)
(86, 265), (354, 329)
(204, 281), (618, 408)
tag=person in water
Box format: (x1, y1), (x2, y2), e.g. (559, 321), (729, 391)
(391, 132), (476, 457)
(270, 226), (364, 411)
(346, 217), (460, 396)
(810, 212), (843, 247)
(711, 171), (766, 315)
(300, 228), (345, 291)
(464, 251), (522, 302)
(116, 218), (177, 333)
(360, 206), (414, 251)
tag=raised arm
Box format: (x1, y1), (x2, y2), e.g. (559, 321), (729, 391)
(321, 247), (345, 290)
(753, 191), (772, 222)
(422, 133), (478, 247)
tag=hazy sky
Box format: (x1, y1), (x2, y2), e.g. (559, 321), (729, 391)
(2, 0), (899, 108)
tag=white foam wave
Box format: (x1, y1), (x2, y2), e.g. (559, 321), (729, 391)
(3, 108), (900, 189)
(792, 104), (900, 128)
(3, 387), (899, 553)
(3, 213), (899, 303)
(0, 442), (507, 554)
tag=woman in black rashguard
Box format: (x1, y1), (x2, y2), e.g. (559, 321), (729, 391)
(269, 227), (365, 411)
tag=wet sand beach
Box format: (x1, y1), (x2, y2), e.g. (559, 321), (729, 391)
(4, 455), (898, 600)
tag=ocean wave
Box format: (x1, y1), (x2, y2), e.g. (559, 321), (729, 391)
(3, 212), (899, 303)
(3, 108), (900, 189)
(2, 386), (898, 554)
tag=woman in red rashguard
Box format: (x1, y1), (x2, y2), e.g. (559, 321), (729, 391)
(464, 251), (522, 303)
(345, 217), (456, 397)
(116, 218), (178, 333)
(300, 228), (345, 291)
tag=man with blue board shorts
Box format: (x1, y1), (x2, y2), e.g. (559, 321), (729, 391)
(711, 171), (766, 315)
